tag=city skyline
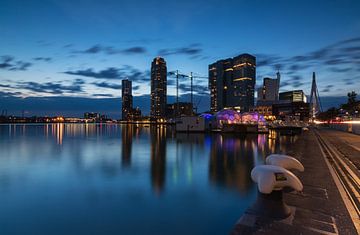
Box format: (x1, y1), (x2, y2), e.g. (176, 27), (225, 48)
(0, 0), (360, 117)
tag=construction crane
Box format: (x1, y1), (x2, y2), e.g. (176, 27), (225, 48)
(168, 70), (207, 116)
(168, 70), (188, 118)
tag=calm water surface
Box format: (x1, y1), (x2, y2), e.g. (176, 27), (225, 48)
(0, 124), (298, 235)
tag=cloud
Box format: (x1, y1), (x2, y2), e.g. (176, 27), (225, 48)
(93, 82), (121, 89)
(255, 36), (360, 89)
(73, 44), (147, 55)
(121, 47), (147, 54)
(158, 44), (202, 57)
(256, 37), (360, 69)
(92, 93), (114, 97)
(64, 67), (120, 79)
(343, 78), (355, 85)
(84, 44), (102, 53)
(321, 85), (334, 93)
(64, 65), (149, 82)
(15, 81), (83, 94)
(0, 55), (32, 71)
(33, 57), (52, 62)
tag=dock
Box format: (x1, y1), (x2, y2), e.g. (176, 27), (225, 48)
(232, 127), (359, 234)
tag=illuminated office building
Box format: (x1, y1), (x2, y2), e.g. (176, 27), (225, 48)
(279, 90), (306, 103)
(209, 54), (256, 112)
(150, 57), (167, 120)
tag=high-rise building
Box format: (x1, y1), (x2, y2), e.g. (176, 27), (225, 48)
(150, 57), (167, 120)
(257, 71), (280, 104)
(209, 54), (256, 112)
(122, 79), (133, 120)
(263, 76), (280, 101)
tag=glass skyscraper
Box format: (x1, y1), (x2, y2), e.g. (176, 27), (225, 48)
(209, 53), (256, 112)
(150, 57), (167, 120)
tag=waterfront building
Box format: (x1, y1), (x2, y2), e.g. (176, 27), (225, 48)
(249, 105), (275, 120)
(166, 102), (193, 118)
(272, 101), (310, 121)
(209, 54), (256, 112)
(151, 57), (167, 120)
(129, 107), (142, 121)
(122, 79), (133, 121)
(257, 71), (280, 104)
(84, 112), (100, 119)
(263, 75), (280, 101)
(279, 90), (306, 103)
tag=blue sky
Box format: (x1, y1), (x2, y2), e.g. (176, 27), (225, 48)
(0, 0), (360, 117)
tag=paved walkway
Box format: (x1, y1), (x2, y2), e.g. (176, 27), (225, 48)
(318, 128), (360, 169)
(232, 129), (357, 234)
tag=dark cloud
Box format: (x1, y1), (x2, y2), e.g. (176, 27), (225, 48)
(73, 45), (147, 55)
(85, 44), (102, 53)
(121, 47), (147, 54)
(0, 90), (22, 97)
(64, 68), (120, 79)
(93, 82), (121, 89)
(92, 93), (114, 97)
(292, 75), (302, 81)
(0, 55), (32, 71)
(292, 81), (304, 88)
(64, 66), (149, 82)
(321, 85), (334, 93)
(343, 78), (355, 85)
(16, 81), (83, 94)
(280, 80), (290, 88)
(255, 36), (360, 90)
(330, 67), (352, 73)
(257, 36), (360, 69)
(36, 40), (52, 47)
(33, 57), (52, 62)
(158, 44), (202, 57)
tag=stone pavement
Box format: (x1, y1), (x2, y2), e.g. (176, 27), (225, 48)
(318, 128), (360, 169)
(231, 129), (357, 235)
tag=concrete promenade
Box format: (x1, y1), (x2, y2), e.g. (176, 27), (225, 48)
(232, 128), (359, 234)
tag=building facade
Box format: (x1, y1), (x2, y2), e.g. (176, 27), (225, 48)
(257, 71), (280, 104)
(166, 102), (193, 118)
(151, 57), (167, 120)
(279, 90), (306, 103)
(209, 54), (256, 112)
(272, 101), (310, 121)
(122, 79), (133, 120)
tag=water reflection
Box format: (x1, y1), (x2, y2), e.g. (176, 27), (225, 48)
(150, 125), (167, 194)
(0, 124), (299, 235)
(121, 125), (134, 168)
(209, 134), (255, 193)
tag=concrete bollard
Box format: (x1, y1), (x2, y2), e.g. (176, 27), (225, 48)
(249, 165), (303, 220)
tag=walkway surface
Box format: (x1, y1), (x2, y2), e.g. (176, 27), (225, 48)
(318, 128), (360, 168)
(232, 128), (358, 235)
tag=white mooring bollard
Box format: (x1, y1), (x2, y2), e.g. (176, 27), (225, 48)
(266, 154), (304, 172)
(248, 165), (303, 219)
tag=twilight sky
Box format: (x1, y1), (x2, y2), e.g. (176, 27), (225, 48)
(0, 0), (360, 117)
